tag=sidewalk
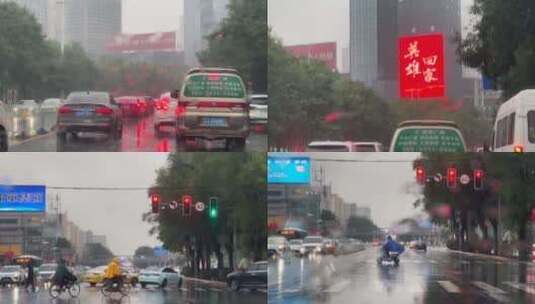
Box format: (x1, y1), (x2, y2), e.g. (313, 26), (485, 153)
(183, 276), (227, 289)
(433, 246), (535, 265)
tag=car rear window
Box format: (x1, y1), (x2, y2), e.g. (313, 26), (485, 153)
(250, 96), (268, 105)
(67, 92), (110, 104)
(528, 111), (535, 143)
(392, 127), (465, 152)
(353, 145), (376, 152)
(306, 145), (350, 152)
(183, 74), (245, 99)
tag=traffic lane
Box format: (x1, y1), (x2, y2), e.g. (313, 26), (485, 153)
(269, 247), (535, 304)
(0, 281), (266, 304)
(8, 115), (267, 152)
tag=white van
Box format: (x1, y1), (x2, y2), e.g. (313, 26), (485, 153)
(492, 89), (535, 152)
(389, 120), (466, 152)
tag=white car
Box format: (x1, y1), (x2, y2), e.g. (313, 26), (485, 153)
(12, 99), (40, 137)
(38, 263), (57, 282)
(288, 239), (305, 255)
(306, 141), (352, 152)
(302, 236), (324, 255)
(40, 98), (63, 132)
(352, 141), (383, 152)
(139, 266), (182, 289)
(154, 92), (178, 137)
(249, 94), (268, 127)
(0, 265), (25, 286)
(268, 236), (289, 255)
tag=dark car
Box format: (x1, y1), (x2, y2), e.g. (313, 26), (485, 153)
(410, 240), (427, 252)
(56, 91), (123, 147)
(226, 261), (267, 291)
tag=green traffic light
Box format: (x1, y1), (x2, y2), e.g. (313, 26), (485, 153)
(209, 208), (218, 218)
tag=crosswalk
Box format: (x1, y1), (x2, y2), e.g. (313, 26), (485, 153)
(436, 279), (535, 303)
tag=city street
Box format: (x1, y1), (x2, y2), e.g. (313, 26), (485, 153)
(8, 115), (267, 152)
(268, 247), (535, 304)
(0, 280), (266, 304)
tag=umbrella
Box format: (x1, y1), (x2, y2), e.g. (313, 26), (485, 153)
(12, 255), (43, 267)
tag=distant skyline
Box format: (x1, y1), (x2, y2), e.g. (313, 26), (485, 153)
(0, 153), (169, 255)
(307, 152), (422, 228)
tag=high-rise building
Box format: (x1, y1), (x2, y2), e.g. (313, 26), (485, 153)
(63, 0), (121, 55)
(349, 0), (469, 101)
(349, 0), (377, 88)
(183, 0), (229, 67)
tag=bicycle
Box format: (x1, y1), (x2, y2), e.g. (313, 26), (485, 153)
(100, 276), (130, 298)
(48, 278), (81, 299)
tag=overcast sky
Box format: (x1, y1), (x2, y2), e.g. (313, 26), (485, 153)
(122, 0), (183, 33)
(307, 152), (423, 228)
(0, 153), (169, 256)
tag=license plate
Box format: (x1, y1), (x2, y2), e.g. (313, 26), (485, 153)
(201, 117), (227, 127)
(75, 110), (93, 117)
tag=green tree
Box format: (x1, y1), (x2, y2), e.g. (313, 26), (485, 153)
(81, 243), (114, 266)
(457, 0), (535, 98)
(143, 153), (266, 278)
(198, 0), (267, 92)
(134, 246), (155, 258)
(345, 216), (380, 242)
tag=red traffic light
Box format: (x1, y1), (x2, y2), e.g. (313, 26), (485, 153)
(182, 195), (192, 205)
(447, 167), (457, 189)
(416, 166), (426, 184)
(473, 169), (484, 190)
(182, 195), (192, 216)
(150, 194), (161, 213)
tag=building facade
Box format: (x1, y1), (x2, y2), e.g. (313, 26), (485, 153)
(183, 0), (229, 67)
(349, 0), (377, 88)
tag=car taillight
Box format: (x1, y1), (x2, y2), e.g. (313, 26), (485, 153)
(176, 104), (186, 116)
(58, 106), (72, 114)
(514, 145), (524, 153)
(96, 107), (113, 115)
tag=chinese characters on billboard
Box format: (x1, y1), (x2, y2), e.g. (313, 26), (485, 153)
(285, 42), (337, 72)
(399, 34), (445, 99)
(268, 156), (311, 184)
(0, 185), (46, 212)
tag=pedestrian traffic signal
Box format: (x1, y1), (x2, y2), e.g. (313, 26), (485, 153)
(151, 194), (161, 213)
(209, 197), (218, 219)
(182, 195), (192, 216)
(415, 166), (426, 185)
(447, 167), (457, 189)
(473, 169), (484, 190)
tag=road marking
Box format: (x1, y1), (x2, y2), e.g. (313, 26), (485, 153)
(323, 279), (350, 294)
(437, 280), (461, 293)
(503, 282), (535, 295)
(472, 281), (508, 303)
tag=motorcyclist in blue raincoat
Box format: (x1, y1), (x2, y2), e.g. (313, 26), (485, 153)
(383, 235), (404, 258)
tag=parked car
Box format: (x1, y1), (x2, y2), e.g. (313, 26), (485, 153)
(56, 91), (123, 149)
(0, 265), (25, 286)
(116, 96), (148, 117)
(138, 266), (182, 289)
(154, 92), (178, 137)
(38, 263), (57, 282)
(172, 67), (249, 150)
(0, 100), (9, 151)
(249, 94), (268, 131)
(227, 261), (267, 291)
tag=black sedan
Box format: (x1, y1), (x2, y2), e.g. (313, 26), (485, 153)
(227, 261), (267, 291)
(56, 91), (123, 149)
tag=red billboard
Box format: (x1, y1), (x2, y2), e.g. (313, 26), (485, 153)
(286, 42), (337, 72)
(399, 34), (445, 99)
(106, 32), (177, 53)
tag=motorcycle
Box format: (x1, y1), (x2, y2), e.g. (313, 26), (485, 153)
(377, 251), (400, 267)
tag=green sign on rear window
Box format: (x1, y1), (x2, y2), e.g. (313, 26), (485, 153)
(393, 128), (465, 152)
(183, 74), (245, 98)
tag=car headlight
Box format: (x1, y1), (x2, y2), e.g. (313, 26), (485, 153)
(300, 248), (306, 253)
(278, 245), (284, 250)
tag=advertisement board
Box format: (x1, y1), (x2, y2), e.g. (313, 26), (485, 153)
(106, 32), (177, 53)
(0, 185), (46, 212)
(285, 42), (337, 72)
(268, 156), (311, 184)
(399, 34), (445, 99)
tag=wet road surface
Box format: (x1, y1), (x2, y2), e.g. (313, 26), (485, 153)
(268, 247), (535, 304)
(8, 115), (267, 152)
(0, 280), (266, 303)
